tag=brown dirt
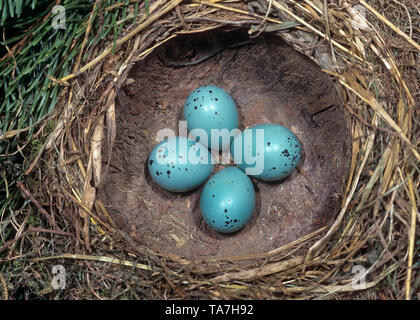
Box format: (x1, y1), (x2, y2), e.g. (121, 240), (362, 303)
(97, 30), (350, 260)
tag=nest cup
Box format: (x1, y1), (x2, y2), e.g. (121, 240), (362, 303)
(97, 28), (350, 259)
(33, 0), (419, 298)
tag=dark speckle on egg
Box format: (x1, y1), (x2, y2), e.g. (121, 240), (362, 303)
(148, 136), (214, 192)
(282, 149), (290, 157)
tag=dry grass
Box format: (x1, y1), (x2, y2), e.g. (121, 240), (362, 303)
(0, 0), (419, 299)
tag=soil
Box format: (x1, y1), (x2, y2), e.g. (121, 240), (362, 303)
(97, 30), (351, 260)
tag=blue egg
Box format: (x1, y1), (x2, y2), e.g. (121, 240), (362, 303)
(230, 123), (301, 181)
(183, 85), (239, 151)
(200, 167), (255, 233)
(148, 136), (214, 192)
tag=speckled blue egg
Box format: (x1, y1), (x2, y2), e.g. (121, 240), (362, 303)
(200, 167), (255, 233)
(183, 85), (239, 151)
(148, 136), (214, 192)
(230, 123), (301, 181)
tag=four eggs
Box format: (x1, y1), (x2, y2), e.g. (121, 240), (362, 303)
(148, 85), (302, 233)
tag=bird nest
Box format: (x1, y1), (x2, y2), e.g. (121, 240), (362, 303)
(13, 0), (419, 299)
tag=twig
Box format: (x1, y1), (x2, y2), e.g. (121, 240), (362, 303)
(405, 176), (417, 299)
(175, 5), (187, 29)
(210, 256), (308, 283)
(86, 273), (104, 300)
(0, 273), (7, 300)
(196, 0), (284, 25)
(31, 253), (154, 272)
(16, 181), (57, 229)
(343, 103), (400, 137)
(332, 71), (420, 162)
(0, 227), (73, 254)
(262, 0), (364, 62)
(391, 0), (413, 38)
(74, 0), (100, 74)
(322, 0), (338, 70)
(61, 188), (115, 234)
(359, 0), (420, 51)
(251, 0), (273, 38)
(184, 16), (258, 26)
